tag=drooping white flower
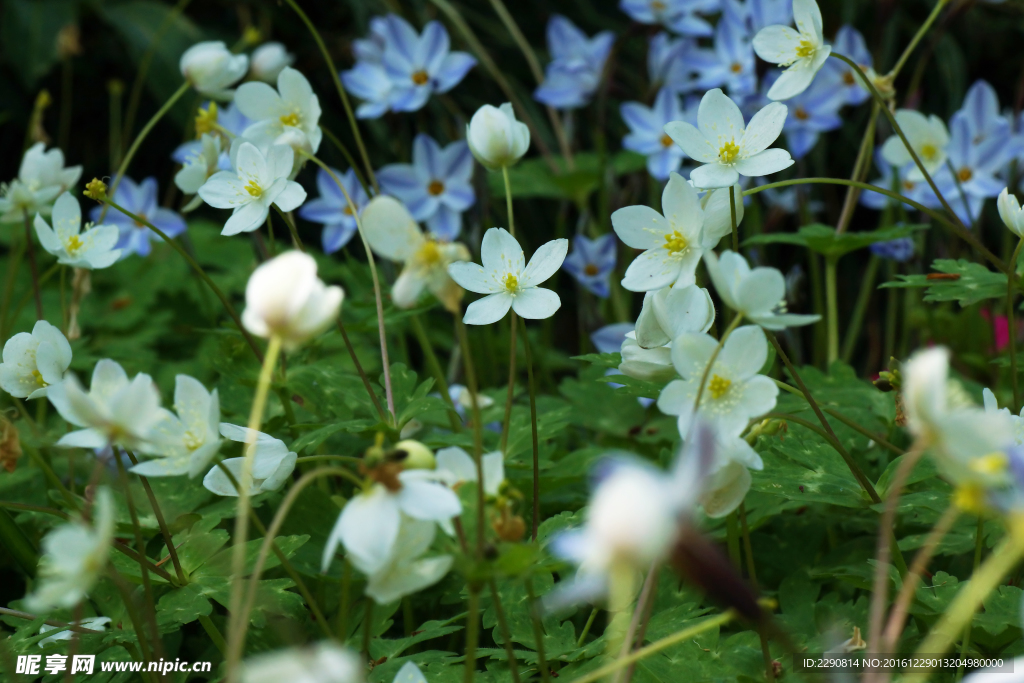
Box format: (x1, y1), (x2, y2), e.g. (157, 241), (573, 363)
(179, 41), (249, 99)
(235, 67), (323, 155)
(322, 470), (461, 574)
(359, 516), (455, 604)
(634, 284), (715, 349)
(880, 110), (949, 181)
(392, 662), (427, 683)
(240, 251), (344, 350)
(46, 359), (171, 452)
(704, 250), (820, 329)
(34, 192), (121, 269)
(0, 143), (82, 222)
(435, 446), (505, 497)
(174, 133), (225, 199)
(202, 424), (296, 496)
(25, 487), (115, 611)
(665, 89), (792, 189)
(618, 333), (675, 382)
(0, 321), (73, 400)
(657, 325), (779, 438)
(611, 173), (709, 292)
(982, 388), (1024, 446)
(249, 42), (295, 84)
(360, 195), (471, 313)
(997, 188), (1024, 239)
(700, 436), (763, 518)
(466, 103), (530, 170)
(752, 0), (832, 101)
(240, 641), (364, 683)
(130, 375), (222, 478)
(197, 142), (307, 236)
(447, 228), (567, 325)
(38, 617), (111, 646)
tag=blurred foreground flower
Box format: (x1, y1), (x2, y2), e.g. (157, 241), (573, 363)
(203, 424), (296, 496)
(0, 143), (82, 222)
(0, 320), (72, 400)
(240, 642), (364, 683)
(249, 42), (295, 83)
(180, 41), (248, 99)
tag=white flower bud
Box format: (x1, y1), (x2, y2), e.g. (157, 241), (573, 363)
(241, 642), (364, 683)
(466, 103), (530, 170)
(250, 42), (295, 83)
(179, 41), (248, 99)
(241, 251), (344, 350)
(998, 188), (1024, 239)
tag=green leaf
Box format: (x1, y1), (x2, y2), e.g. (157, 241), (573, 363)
(488, 151), (647, 201)
(156, 584), (212, 632)
(751, 438), (869, 508)
(743, 223), (927, 259)
(369, 615), (464, 661)
(1, 0), (76, 88)
(879, 259), (1007, 306)
(193, 534), (309, 578)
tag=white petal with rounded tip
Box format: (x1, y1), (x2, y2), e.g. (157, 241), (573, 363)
(464, 292), (513, 325)
(361, 195), (424, 263)
(338, 486), (401, 574)
(690, 163), (740, 189)
(664, 121), (717, 163)
(512, 287), (561, 319)
(752, 25), (803, 64)
(734, 149), (793, 177)
(697, 89), (745, 149)
(612, 205), (669, 249)
(740, 103), (788, 156)
(621, 248), (681, 292)
(766, 62), (820, 101)
(481, 227), (524, 275)
(736, 267), (786, 317)
(717, 325), (770, 381)
(520, 238), (568, 288)
(661, 173), (703, 236)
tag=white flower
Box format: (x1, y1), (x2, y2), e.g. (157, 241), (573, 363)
(700, 436), (763, 518)
(447, 228), (567, 325)
(664, 89), (792, 189)
(700, 182), (746, 248)
(752, 0), (832, 101)
(241, 251), (344, 350)
(997, 188), (1024, 239)
(250, 42), (295, 83)
(618, 333), (675, 382)
(634, 284), (715, 349)
(235, 67), (323, 155)
(175, 133), (224, 197)
(657, 325), (779, 438)
(982, 388), (1024, 445)
(26, 487), (114, 611)
(611, 173), (709, 292)
(466, 103), (530, 170)
(0, 143), (82, 222)
(322, 470), (461, 574)
(359, 516), (454, 604)
(202, 424), (297, 496)
(38, 617), (111, 646)
(704, 250), (820, 329)
(0, 320), (72, 400)
(435, 446), (505, 496)
(393, 662), (427, 683)
(360, 195), (471, 313)
(34, 192), (121, 269)
(130, 375), (222, 478)
(197, 142), (307, 236)
(240, 642), (364, 683)
(46, 359), (171, 452)
(880, 110), (949, 181)
(180, 41), (248, 99)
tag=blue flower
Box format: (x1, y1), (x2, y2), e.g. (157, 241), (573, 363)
(870, 237), (915, 262)
(534, 16), (614, 110)
(774, 72), (845, 160)
(590, 322), (635, 354)
(376, 134), (475, 241)
(621, 88), (689, 180)
(619, 0), (721, 37)
(927, 111), (1010, 224)
(562, 234), (617, 298)
(818, 25), (872, 106)
(692, 12), (756, 97)
(342, 14), (476, 118)
(89, 177), (186, 258)
(298, 167), (369, 254)
(728, 0), (792, 33)
(647, 33), (702, 93)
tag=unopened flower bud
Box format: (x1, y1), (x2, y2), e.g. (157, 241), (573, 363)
(83, 178), (107, 201)
(466, 103), (530, 170)
(392, 440), (435, 470)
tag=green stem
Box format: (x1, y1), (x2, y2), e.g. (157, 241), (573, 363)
(525, 578), (551, 683)
(294, 454), (362, 466)
(22, 211), (43, 320)
(502, 165), (516, 238)
(272, 205), (303, 252)
(0, 232), (26, 339)
(835, 101), (881, 235)
(335, 318), (389, 423)
(888, 0), (951, 79)
(198, 614), (226, 656)
(956, 517), (987, 678)
(488, 579), (521, 683)
(123, 449), (186, 584)
(320, 125), (371, 199)
(841, 255), (881, 363)
(500, 311), (518, 454)
(463, 589), (481, 683)
(1008, 239), (1023, 413)
(410, 314), (461, 431)
(520, 318), (540, 540)
(577, 607), (599, 647)
(773, 381), (904, 454)
(729, 185), (739, 251)
(455, 317), (487, 556)
(825, 257), (839, 365)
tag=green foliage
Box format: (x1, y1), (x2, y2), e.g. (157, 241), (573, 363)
(880, 259), (1008, 306)
(743, 223), (928, 259)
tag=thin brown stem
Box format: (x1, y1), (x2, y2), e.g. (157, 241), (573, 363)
(22, 211), (43, 320)
(123, 449), (186, 584)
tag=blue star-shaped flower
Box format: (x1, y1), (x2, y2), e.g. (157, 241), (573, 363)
(534, 15), (615, 110)
(298, 167), (369, 254)
(89, 177), (185, 258)
(621, 88), (691, 180)
(562, 234), (617, 298)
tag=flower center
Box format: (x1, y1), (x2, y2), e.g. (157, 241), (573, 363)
(133, 213), (148, 229)
(730, 62), (743, 73)
(343, 205), (354, 215)
(707, 374), (731, 400)
(584, 263), (599, 276)
(64, 234), (84, 255)
(428, 179), (445, 196)
(843, 71), (856, 86)
(279, 112), (301, 127)
(412, 70), (430, 85)
(969, 452), (1008, 475)
(31, 370), (47, 387)
(957, 167), (973, 182)
(182, 430), (203, 451)
(920, 143), (938, 161)
(417, 240), (443, 267)
(794, 107), (809, 121)
(953, 482), (986, 513)
(718, 140), (740, 165)
(663, 230), (688, 255)
(650, 0), (666, 10)
(245, 178), (263, 198)
(795, 39), (815, 58)
(502, 273), (519, 293)
(660, 133), (674, 148)
(194, 103), (218, 136)
(902, 180), (916, 191)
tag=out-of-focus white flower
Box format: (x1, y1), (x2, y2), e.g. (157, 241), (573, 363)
(361, 195), (470, 313)
(359, 516), (454, 604)
(26, 487), (115, 611)
(998, 188), (1024, 239)
(250, 42), (295, 83)
(704, 250), (820, 329)
(235, 67), (323, 155)
(435, 446), (505, 497)
(658, 325), (779, 438)
(466, 104), (530, 170)
(634, 284), (715, 349)
(880, 110), (949, 181)
(240, 251), (344, 350)
(983, 388), (1024, 446)
(198, 142), (306, 236)
(392, 662), (427, 683)
(0, 143), (82, 222)
(175, 133), (224, 202)
(619, 333), (676, 383)
(240, 641), (364, 683)
(38, 617), (111, 646)
(34, 192), (121, 269)
(752, 0), (831, 101)
(612, 173), (709, 292)
(448, 384), (495, 419)
(47, 360), (171, 452)
(665, 89), (792, 189)
(0, 321), (73, 400)
(700, 436), (763, 518)
(130, 376), (222, 478)
(180, 41), (248, 99)
(202, 424), (296, 496)
(448, 228), (567, 325)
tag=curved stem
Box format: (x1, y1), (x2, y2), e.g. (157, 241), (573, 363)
(502, 165), (516, 238)
(335, 318), (388, 423)
(487, 579), (521, 683)
(409, 313), (462, 431)
(836, 101), (880, 235)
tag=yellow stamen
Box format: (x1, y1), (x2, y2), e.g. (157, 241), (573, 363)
(708, 374), (731, 400)
(663, 231), (688, 255)
(428, 179), (445, 196)
(718, 140), (740, 165)
(502, 273), (519, 292)
(245, 179), (263, 198)
(970, 452), (1008, 475)
(660, 133), (674, 148)
(843, 71), (856, 86)
(650, 0), (666, 9)
(417, 240), (442, 267)
(31, 370), (47, 387)
(183, 431), (203, 451)
(795, 39), (815, 58)
(920, 143), (938, 161)
(954, 482), (987, 514)
(412, 70), (430, 85)
(279, 112), (301, 127)
(194, 103), (218, 136)
(65, 234), (83, 255)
